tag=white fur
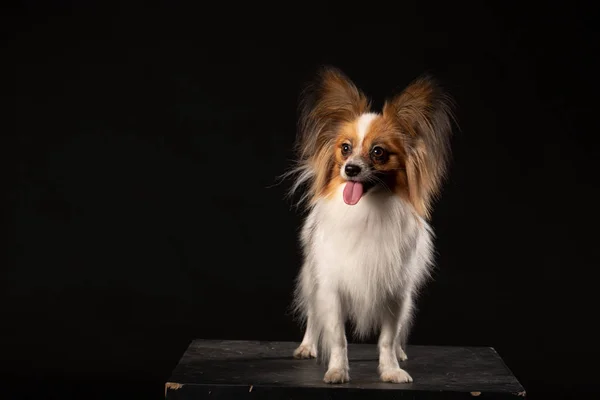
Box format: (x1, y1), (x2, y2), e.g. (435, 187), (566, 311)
(292, 115), (435, 384)
(356, 113), (378, 143)
(294, 185), (433, 383)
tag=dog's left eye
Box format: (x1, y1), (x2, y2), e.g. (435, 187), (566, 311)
(341, 143), (352, 155)
(371, 146), (386, 158)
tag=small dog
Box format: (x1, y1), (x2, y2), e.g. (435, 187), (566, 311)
(286, 66), (454, 384)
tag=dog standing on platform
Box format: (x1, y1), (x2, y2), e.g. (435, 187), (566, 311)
(286, 66), (454, 384)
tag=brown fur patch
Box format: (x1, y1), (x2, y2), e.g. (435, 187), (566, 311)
(295, 67), (371, 204)
(321, 121), (360, 199)
(361, 116), (411, 201)
(382, 76), (454, 218)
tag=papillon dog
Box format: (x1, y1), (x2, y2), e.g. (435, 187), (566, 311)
(286, 66), (454, 384)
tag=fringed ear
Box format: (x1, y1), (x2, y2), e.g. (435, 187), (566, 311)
(297, 66), (370, 160)
(383, 75), (454, 219)
(290, 66), (370, 204)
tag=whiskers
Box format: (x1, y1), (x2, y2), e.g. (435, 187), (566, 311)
(366, 174), (394, 195)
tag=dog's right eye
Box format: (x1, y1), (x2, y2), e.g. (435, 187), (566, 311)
(341, 143), (352, 156)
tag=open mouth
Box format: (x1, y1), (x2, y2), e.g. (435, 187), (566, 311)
(342, 180), (375, 206)
(342, 171), (395, 206)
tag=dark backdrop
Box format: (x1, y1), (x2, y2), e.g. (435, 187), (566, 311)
(3, 1), (599, 399)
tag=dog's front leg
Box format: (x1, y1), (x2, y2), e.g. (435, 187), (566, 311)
(293, 308), (317, 359)
(316, 286), (349, 384)
(378, 303), (413, 383)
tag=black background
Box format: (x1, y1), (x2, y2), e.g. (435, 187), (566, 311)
(3, 1), (599, 399)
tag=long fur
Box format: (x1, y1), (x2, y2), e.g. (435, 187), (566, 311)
(284, 67), (370, 207)
(287, 66), (454, 383)
(382, 75), (455, 218)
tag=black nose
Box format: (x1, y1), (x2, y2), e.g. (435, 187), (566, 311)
(345, 164), (361, 177)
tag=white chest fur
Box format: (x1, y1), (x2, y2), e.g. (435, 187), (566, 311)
(302, 184), (434, 336)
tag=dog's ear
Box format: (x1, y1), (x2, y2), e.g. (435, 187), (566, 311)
(296, 66), (370, 161)
(290, 66), (370, 202)
(383, 75), (455, 219)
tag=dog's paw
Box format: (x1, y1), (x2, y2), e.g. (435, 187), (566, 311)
(380, 368), (413, 383)
(293, 344), (317, 359)
(323, 368), (350, 384)
(396, 345), (408, 361)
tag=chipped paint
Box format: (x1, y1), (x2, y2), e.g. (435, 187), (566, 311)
(515, 391), (527, 397)
(249, 385), (253, 392)
(165, 382), (184, 397)
(470, 391), (482, 396)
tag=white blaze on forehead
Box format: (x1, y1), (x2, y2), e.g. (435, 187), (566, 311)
(343, 112), (379, 174)
(341, 113), (379, 202)
(355, 113), (378, 150)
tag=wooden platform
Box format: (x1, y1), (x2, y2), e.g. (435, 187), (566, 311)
(165, 340), (526, 399)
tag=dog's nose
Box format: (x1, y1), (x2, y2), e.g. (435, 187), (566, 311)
(345, 164), (361, 177)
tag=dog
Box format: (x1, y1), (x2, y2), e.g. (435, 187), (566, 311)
(285, 66), (454, 384)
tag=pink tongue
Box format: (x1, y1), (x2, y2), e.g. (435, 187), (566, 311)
(343, 181), (364, 205)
